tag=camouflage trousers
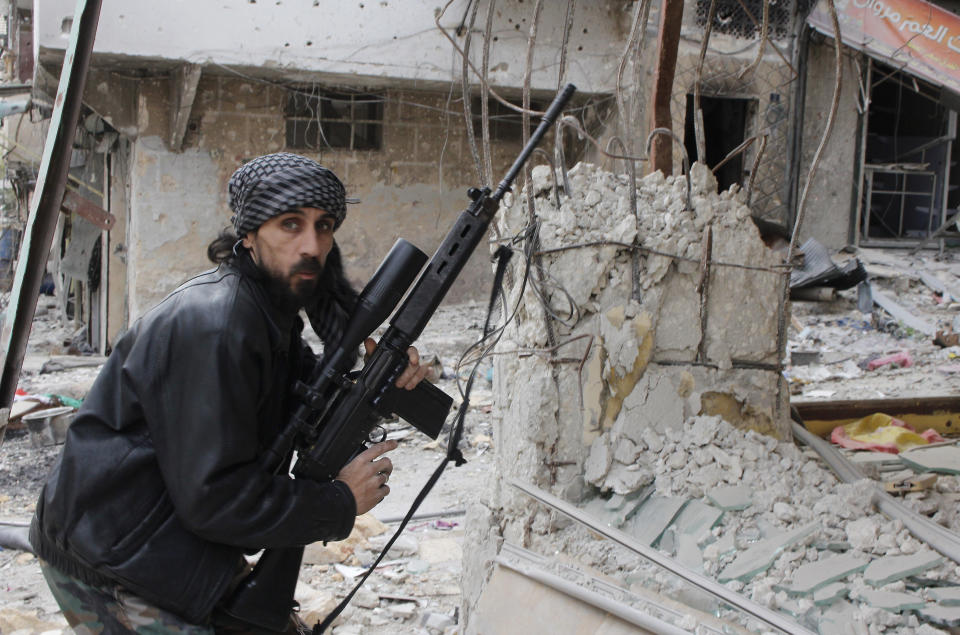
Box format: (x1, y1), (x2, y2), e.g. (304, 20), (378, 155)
(40, 560), (214, 634)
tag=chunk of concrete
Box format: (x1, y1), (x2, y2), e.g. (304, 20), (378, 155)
(582, 487), (652, 528)
(584, 436), (613, 485)
(781, 552), (871, 595)
(705, 484), (752, 511)
(856, 589), (925, 612)
(421, 611), (456, 633)
(863, 551), (944, 586)
(689, 415), (721, 446)
(604, 462), (655, 495)
(386, 602), (418, 619)
(844, 517), (879, 552)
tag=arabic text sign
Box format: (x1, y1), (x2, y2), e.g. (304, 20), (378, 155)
(808, 0), (960, 94)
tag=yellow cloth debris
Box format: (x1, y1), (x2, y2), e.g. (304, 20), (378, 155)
(831, 413), (944, 453)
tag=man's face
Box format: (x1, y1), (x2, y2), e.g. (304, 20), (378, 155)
(242, 206), (336, 308)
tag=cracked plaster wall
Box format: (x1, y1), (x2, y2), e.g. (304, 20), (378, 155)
(462, 161), (789, 626)
(109, 76), (514, 325)
(35, 0), (627, 95)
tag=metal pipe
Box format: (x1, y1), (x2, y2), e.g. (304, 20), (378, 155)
(791, 422), (960, 564)
(0, 0), (104, 409)
(509, 479), (815, 635)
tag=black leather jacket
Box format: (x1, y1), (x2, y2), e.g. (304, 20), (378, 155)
(30, 260), (356, 623)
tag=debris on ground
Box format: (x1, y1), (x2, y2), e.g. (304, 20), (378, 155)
(0, 200), (957, 633)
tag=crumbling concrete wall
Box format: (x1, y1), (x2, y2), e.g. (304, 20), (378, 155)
(35, 0), (626, 95)
(582, 32), (799, 228)
(796, 38), (861, 251)
(462, 162), (788, 627)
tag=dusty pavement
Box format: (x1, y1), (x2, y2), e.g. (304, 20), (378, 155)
(0, 244), (958, 634)
(0, 297), (495, 634)
(786, 247), (959, 401)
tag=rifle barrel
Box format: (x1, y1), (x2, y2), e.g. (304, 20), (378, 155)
(492, 83), (577, 203)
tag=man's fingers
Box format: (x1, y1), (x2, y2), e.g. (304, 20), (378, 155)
(406, 346), (420, 366)
(372, 456), (393, 477)
(363, 337), (377, 359)
(395, 346), (428, 390)
(356, 440), (398, 463)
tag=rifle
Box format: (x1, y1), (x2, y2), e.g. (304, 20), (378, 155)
(219, 83), (576, 632)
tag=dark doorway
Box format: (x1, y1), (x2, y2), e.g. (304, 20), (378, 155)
(860, 61), (958, 242)
(684, 95), (753, 192)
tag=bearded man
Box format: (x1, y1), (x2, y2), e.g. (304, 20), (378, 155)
(30, 153), (426, 633)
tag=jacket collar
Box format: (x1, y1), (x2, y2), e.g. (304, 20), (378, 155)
(223, 253), (301, 353)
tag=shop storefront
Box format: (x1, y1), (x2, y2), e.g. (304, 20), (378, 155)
(809, 0), (960, 246)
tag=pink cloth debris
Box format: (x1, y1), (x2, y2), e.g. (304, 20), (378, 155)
(867, 350), (913, 371)
(431, 520), (459, 531)
(831, 416), (945, 454)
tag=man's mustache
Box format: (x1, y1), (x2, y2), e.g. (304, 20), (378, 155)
(291, 259), (323, 276)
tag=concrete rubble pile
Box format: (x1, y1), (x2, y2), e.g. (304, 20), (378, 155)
(465, 161), (784, 614)
(461, 162), (960, 632)
(493, 160), (787, 493)
(573, 414), (960, 632)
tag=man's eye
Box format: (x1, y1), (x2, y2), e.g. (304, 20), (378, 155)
(317, 220), (335, 233)
(281, 219), (301, 230)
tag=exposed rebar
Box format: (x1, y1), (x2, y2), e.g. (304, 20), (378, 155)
(645, 127), (691, 210)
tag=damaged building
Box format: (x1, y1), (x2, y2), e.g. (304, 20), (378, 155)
(0, 0), (958, 633)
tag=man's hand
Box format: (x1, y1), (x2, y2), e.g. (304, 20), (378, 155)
(336, 440), (397, 516)
(363, 338), (430, 390)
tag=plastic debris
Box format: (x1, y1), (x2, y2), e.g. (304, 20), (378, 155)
(867, 350), (913, 371)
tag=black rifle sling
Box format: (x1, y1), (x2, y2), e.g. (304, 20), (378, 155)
(314, 246), (514, 634)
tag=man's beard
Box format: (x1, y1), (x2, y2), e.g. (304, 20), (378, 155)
(258, 257), (324, 312)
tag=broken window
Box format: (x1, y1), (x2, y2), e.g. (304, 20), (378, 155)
(858, 60), (958, 243)
(694, 0), (800, 39)
(285, 89), (384, 151)
(471, 96), (546, 142)
(683, 95), (756, 193)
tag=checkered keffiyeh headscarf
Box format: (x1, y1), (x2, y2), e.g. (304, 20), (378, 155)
(228, 153), (347, 236)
